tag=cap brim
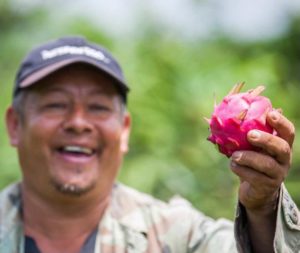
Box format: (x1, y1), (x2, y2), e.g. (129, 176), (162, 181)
(19, 57), (129, 93)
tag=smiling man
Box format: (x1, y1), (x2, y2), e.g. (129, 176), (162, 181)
(12, 63), (129, 197)
(1, 36), (300, 253)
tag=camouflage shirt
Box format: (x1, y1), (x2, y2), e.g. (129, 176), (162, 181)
(0, 182), (299, 253)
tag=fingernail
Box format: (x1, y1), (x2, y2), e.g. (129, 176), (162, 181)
(269, 111), (278, 121)
(249, 130), (260, 139)
(232, 151), (242, 161)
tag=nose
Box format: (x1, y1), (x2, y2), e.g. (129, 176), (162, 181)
(62, 106), (93, 135)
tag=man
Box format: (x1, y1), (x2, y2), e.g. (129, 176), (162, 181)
(1, 36), (299, 253)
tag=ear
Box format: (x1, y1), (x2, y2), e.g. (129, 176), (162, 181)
(120, 112), (131, 154)
(6, 106), (21, 147)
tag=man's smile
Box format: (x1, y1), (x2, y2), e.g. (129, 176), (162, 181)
(55, 144), (98, 163)
(59, 145), (95, 156)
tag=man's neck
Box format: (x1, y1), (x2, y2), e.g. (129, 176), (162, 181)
(22, 184), (110, 253)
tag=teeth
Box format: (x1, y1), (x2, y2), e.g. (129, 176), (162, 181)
(63, 146), (93, 155)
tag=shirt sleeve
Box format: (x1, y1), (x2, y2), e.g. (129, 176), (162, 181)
(165, 196), (239, 253)
(187, 215), (238, 253)
(234, 184), (300, 253)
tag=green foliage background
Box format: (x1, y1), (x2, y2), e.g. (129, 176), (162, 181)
(1, 2), (300, 220)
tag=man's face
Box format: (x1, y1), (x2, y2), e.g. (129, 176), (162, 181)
(6, 64), (131, 199)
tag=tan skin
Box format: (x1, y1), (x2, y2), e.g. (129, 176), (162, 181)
(231, 111), (294, 253)
(6, 64), (294, 252)
(6, 64), (131, 253)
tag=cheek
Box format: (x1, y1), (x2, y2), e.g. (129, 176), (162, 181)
(98, 119), (124, 148)
(19, 117), (59, 154)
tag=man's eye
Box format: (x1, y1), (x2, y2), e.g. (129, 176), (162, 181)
(89, 104), (110, 112)
(44, 103), (67, 109)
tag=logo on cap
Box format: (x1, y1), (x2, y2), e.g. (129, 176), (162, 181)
(41, 45), (110, 63)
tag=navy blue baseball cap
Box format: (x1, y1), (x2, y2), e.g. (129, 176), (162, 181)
(14, 36), (129, 102)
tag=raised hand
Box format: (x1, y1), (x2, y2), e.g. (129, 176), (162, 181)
(230, 110), (294, 212)
(230, 110), (295, 253)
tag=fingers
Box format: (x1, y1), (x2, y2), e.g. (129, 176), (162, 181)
(230, 162), (271, 184)
(231, 151), (288, 180)
(244, 110), (294, 165)
(230, 162), (279, 195)
(267, 110), (295, 147)
(247, 130), (291, 165)
(243, 110), (294, 164)
(230, 111), (294, 212)
(231, 111), (293, 182)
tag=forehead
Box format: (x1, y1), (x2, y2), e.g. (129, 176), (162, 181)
(28, 63), (119, 95)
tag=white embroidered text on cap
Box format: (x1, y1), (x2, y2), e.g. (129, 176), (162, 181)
(41, 46), (110, 63)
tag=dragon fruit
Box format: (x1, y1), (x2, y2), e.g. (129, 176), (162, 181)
(206, 82), (274, 157)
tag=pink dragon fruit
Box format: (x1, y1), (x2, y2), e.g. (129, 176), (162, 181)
(206, 82), (274, 157)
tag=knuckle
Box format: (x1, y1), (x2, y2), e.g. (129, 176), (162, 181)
(289, 121), (296, 135)
(282, 164), (290, 178)
(287, 121), (295, 144)
(264, 156), (276, 169)
(281, 143), (291, 157)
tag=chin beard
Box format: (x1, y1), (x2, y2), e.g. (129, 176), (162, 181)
(51, 180), (96, 197)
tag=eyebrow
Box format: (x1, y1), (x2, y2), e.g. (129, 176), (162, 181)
(37, 86), (66, 93)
